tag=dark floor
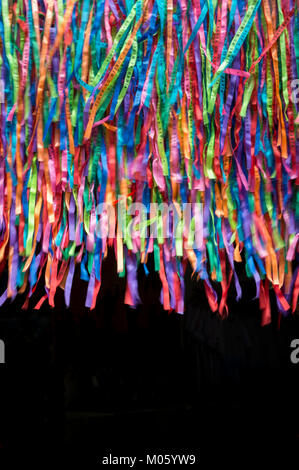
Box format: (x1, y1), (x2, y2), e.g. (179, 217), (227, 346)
(0, 254), (298, 466)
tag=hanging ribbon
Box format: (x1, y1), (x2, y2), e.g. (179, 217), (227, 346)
(0, 0), (297, 324)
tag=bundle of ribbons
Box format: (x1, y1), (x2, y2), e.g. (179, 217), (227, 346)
(0, 0), (298, 324)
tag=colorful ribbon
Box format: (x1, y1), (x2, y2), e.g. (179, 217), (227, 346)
(0, 0), (298, 324)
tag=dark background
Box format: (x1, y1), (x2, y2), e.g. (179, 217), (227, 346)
(0, 250), (298, 466)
